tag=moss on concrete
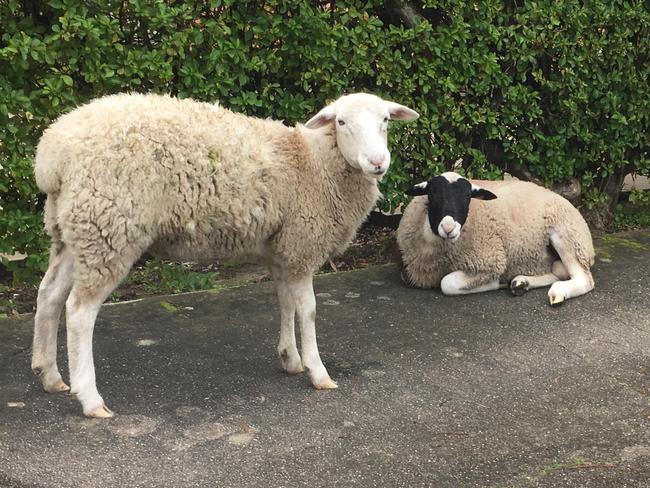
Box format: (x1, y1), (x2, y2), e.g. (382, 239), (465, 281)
(594, 231), (649, 260)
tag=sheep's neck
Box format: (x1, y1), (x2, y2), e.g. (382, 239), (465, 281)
(301, 125), (380, 213)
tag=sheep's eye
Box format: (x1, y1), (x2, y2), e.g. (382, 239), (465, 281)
(337, 119), (346, 126)
(383, 117), (390, 123)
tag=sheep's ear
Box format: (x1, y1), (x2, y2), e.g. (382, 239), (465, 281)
(471, 186), (497, 200)
(305, 104), (337, 129)
(405, 181), (429, 196)
(386, 102), (419, 121)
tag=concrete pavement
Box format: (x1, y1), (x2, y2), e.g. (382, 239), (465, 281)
(1, 231), (649, 487)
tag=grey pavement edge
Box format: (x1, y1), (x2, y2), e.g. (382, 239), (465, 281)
(1, 231), (649, 488)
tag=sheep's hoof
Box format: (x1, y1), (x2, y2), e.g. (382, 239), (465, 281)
(44, 379), (70, 394)
(279, 349), (304, 374)
(285, 364), (305, 375)
(313, 378), (338, 390)
(548, 292), (566, 306)
(85, 404), (114, 419)
(510, 278), (529, 296)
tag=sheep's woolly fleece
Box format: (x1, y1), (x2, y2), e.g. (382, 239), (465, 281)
(397, 178), (595, 289)
(35, 93), (380, 294)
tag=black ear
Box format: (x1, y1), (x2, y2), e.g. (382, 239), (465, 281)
(405, 182), (429, 196)
(471, 188), (497, 200)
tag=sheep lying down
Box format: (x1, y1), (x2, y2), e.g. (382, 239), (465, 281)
(397, 171), (595, 305)
(31, 92), (419, 417)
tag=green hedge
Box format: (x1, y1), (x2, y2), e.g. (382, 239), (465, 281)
(1, 0), (649, 282)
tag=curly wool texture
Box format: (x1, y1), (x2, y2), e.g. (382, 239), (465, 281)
(35, 93), (380, 293)
(397, 179), (595, 289)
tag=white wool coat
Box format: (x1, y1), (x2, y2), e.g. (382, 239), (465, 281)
(35, 93), (380, 294)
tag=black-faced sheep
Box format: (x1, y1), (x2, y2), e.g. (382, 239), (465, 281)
(31, 92), (419, 417)
(397, 171), (595, 305)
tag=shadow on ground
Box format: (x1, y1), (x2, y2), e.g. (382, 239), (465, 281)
(1, 231), (649, 487)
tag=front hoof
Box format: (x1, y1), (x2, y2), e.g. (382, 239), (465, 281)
(44, 379), (70, 394)
(510, 277), (529, 296)
(85, 404), (114, 419)
(313, 377), (338, 390)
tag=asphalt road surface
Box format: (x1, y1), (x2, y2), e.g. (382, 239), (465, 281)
(1, 231), (649, 487)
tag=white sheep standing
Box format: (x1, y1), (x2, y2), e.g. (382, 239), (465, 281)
(397, 171), (595, 304)
(32, 92), (419, 418)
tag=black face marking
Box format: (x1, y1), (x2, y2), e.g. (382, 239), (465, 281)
(425, 177), (472, 236)
(405, 175), (497, 239)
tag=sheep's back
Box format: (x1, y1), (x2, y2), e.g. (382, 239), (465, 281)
(36, 93), (290, 261)
(470, 179), (593, 277)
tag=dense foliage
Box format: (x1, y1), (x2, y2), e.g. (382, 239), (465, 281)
(1, 0), (648, 282)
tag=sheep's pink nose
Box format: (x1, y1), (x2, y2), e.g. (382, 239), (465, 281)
(441, 221), (456, 234)
(369, 154), (387, 169)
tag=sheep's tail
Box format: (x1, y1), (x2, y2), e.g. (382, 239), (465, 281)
(33, 143), (62, 195)
(35, 147), (68, 250)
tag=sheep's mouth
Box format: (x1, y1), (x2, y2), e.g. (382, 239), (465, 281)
(362, 168), (387, 180)
(436, 231), (460, 241)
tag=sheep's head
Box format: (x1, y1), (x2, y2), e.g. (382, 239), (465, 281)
(406, 171), (497, 241)
(305, 93), (419, 179)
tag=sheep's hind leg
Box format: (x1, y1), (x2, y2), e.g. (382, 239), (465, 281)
(65, 281), (119, 418)
(66, 253), (141, 418)
(547, 234), (594, 305)
(271, 268), (303, 374)
(32, 245), (74, 393)
(440, 271), (500, 296)
(289, 274), (337, 390)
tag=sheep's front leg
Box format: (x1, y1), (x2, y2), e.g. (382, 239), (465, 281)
(510, 274), (559, 295)
(289, 275), (337, 389)
(510, 261), (570, 295)
(272, 276), (304, 374)
(440, 271), (500, 296)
